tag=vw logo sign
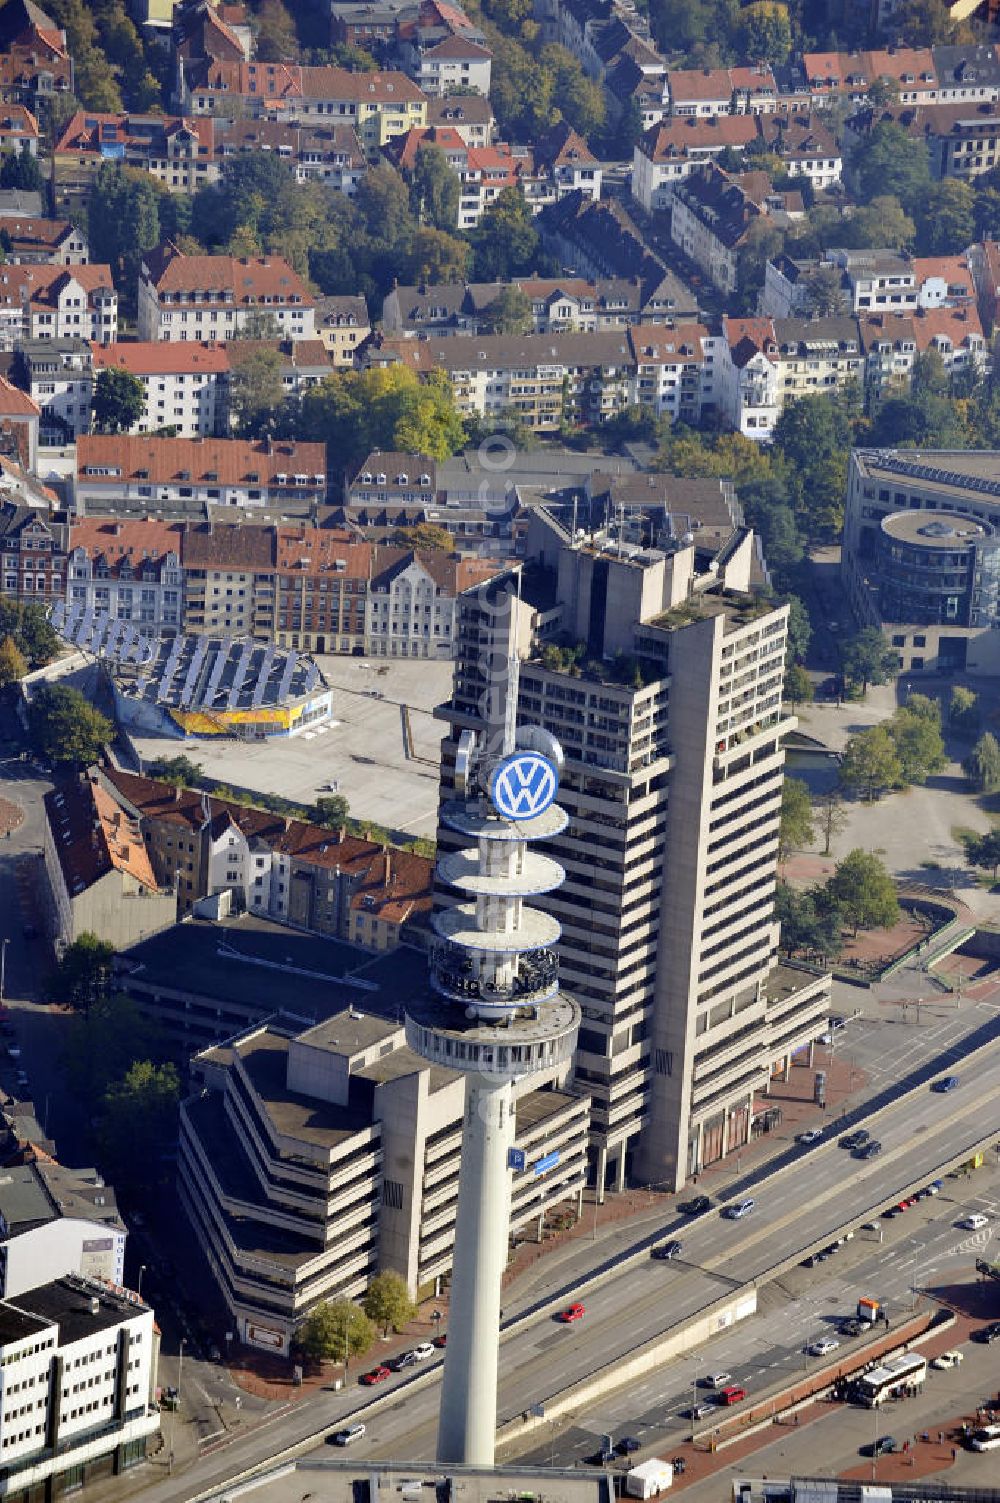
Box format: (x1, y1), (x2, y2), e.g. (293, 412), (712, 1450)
(490, 752), (558, 820)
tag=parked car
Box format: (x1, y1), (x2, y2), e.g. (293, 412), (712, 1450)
(679, 1195), (711, 1215)
(556, 1303), (585, 1323)
(652, 1240), (683, 1260)
(330, 1424), (366, 1446)
(932, 1075), (959, 1093)
(410, 1342), (435, 1361)
(587, 1447), (616, 1466)
(931, 1350), (964, 1370)
(686, 1403), (711, 1420)
(926, 1180), (943, 1195)
(865, 1437), (897, 1457)
(360, 1365), (392, 1385)
(433, 1334), (447, 1348)
(796, 1129), (824, 1145)
(391, 1351), (420, 1371)
(841, 1318), (865, 1337)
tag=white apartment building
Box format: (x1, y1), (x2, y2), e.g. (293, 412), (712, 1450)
(137, 247), (315, 344)
(0, 265), (117, 350)
(0, 1160), (126, 1300)
(0, 1276), (158, 1493)
(632, 116), (758, 211)
(438, 522), (828, 1193)
(17, 337), (93, 443)
(72, 435), (327, 517)
(365, 551), (497, 659)
(179, 1009), (588, 1351)
(630, 321), (718, 423)
(65, 518), (186, 633)
(91, 341), (230, 438)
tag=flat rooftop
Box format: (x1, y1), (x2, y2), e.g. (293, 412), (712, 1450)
(881, 509), (988, 546)
(235, 1030), (376, 1148)
(119, 914), (426, 1026)
(198, 1463), (612, 1503)
(650, 588), (779, 633)
(6, 1277), (145, 1347)
(856, 448), (1000, 496)
(297, 1011), (402, 1056)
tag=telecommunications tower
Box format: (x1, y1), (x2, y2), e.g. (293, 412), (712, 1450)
(406, 702), (579, 1466)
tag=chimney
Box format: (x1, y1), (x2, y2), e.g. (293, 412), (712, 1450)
(384, 853), (392, 887)
(174, 786), (182, 802)
(339, 825), (347, 842)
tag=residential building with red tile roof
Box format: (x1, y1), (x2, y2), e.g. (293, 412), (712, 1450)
(65, 517), (186, 634)
(0, 1), (73, 111)
(0, 370), (38, 468)
(0, 213), (87, 265)
(0, 496), (66, 605)
(632, 115), (758, 211)
(843, 99), (1000, 185)
(73, 435), (327, 517)
(178, 59), (428, 151)
(137, 244), (314, 343)
(628, 321), (717, 423)
(530, 122), (601, 202)
(860, 304), (988, 404)
(91, 340), (230, 438)
(101, 766), (433, 947)
(365, 546), (500, 658)
(52, 113), (216, 214)
(0, 263), (117, 350)
(273, 524), (372, 652)
(214, 118), (367, 195)
(181, 520), (276, 638)
(0, 104), (38, 156)
(42, 771), (175, 950)
(802, 48), (938, 104)
(912, 254), (975, 308)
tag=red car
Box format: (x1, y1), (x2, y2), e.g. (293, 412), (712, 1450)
(360, 1365), (392, 1385)
(557, 1303), (586, 1323)
(433, 1334), (447, 1348)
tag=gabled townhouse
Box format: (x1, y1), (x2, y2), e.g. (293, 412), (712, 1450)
(52, 112), (216, 215)
(174, 0), (251, 63)
(401, 17), (492, 97)
(771, 315), (863, 406)
(348, 450), (438, 511)
(329, 0), (416, 52)
(762, 248), (973, 318)
(388, 124), (519, 227)
(0, 372), (39, 470)
(628, 320), (716, 424)
(604, 54), (669, 132)
(363, 329), (638, 430)
(0, 499), (66, 607)
(137, 245), (315, 343)
(72, 435), (327, 517)
(273, 525), (371, 653)
(227, 337), (333, 400)
(728, 64), (780, 114)
(0, 213), (87, 264)
(802, 48), (939, 105)
(382, 273), (697, 335)
(755, 112), (842, 190)
(664, 65), (732, 119)
(715, 316), (782, 438)
(178, 60), (428, 153)
(365, 547), (499, 658)
(0, 264), (117, 350)
(860, 304), (988, 406)
(64, 518), (186, 634)
(15, 336), (92, 444)
(632, 115), (758, 211)
(0, 103), (38, 159)
(531, 122), (602, 201)
(214, 118), (367, 194)
(0, 0), (73, 113)
(670, 163), (762, 295)
(181, 521), (276, 638)
(91, 341), (231, 438)
(314, 295), (371, 364)
(425, 93), (494, 145)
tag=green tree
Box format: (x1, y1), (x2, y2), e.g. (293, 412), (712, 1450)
(850, 196), (915, 251)
(888, 0), (955, 44)
(254, 0), (299, 60)
(471, 186), (540, 281)
(0, 144), (43, 192)
(62, 990), (166, 1103)
(92, 367), (145, 434)
(97, 1059), (180, 1187)
(362, 1270), (416, 1336)
(147, 753), (203, 787)
(839, 725), (904, 800)
(0, 600), (59, 667)
(914, 179), (975, 256)
(390, 523), (453, 551)
(783, 594), (812, 666)
(775, 882), (843, 959)
(314, 794), (350, 826)
(0, 634), (27, 686)
(963, 732), (1000, 793)
(802, 263), (847, 317)
(28, 684), (112, 768)
(482, 284), (533, 335)
(815, 789), (849, 856)
(967, 828), (1000, 880)
(355, 161), (416, 252)
(538, 44), (606, 134)
(887, 696), (946, 785)
(784, 661), (813, 707)
(737, 2), (792, 64)
(771, 393), (854, 540)
(842, 628), (899, 695)
(949, 685), (979, 734)
(228, 346), (286, 438)
(866, 78), (900, 109)
(850, 124), (931, 214)
(827, 848), (900, 934)
(87, 161), (160, 317)
(297, 1300), (375, 1365)
(47, 933), (115, 1013)
(400, 227), (472, 286)
(409, 145), (459, 232)
(780, 776), (814, 858)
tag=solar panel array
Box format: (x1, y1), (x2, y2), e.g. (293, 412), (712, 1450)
(48, 602), (158, 669)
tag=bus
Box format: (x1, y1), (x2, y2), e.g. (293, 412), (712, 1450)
(970, 1426), (1000, 1452)
(853, 1352), (928, 1407)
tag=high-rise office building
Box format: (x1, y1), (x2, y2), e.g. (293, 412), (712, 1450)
(435, 504), (829, 1193)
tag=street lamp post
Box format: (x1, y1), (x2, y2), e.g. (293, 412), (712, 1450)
(137, 1265), (146, 1302)
(691, 1377), (698, 1444)
(0, 937), (8, 1002)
